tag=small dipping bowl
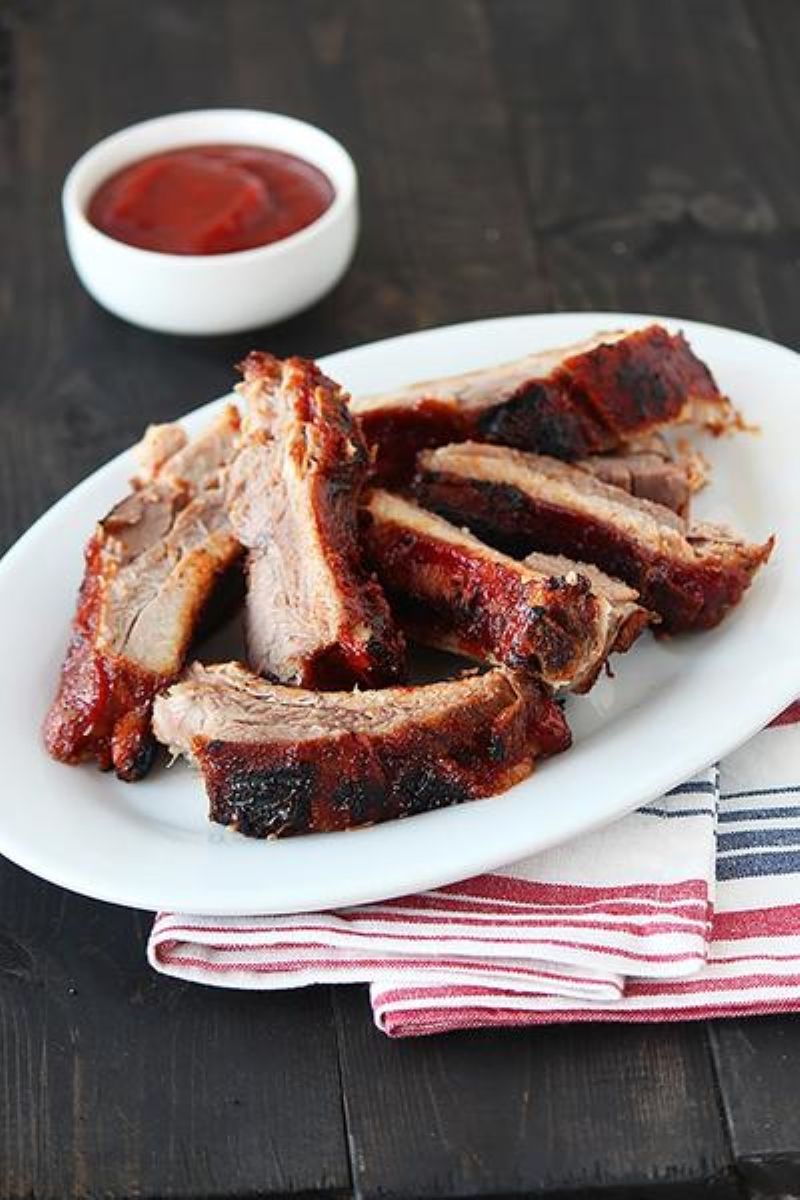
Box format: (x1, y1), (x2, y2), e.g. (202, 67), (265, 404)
(62, 109), (359, 335)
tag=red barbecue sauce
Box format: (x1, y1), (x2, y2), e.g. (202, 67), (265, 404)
(88, 144), (335, 255)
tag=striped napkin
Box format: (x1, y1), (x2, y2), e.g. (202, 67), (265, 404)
(148, 705), (800, 1037)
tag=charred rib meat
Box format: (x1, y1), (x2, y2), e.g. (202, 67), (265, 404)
(362, 490), (650, 691)
(152, 661), (571, 837)
(44, 407), (242, 780)
(415, 442), (773, 634)
(352, 325), (738, 483)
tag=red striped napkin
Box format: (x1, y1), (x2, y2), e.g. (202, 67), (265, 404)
(149, 708), (800, 1037)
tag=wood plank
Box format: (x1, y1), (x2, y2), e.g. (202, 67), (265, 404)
(334, 988), (737, 1198)
(283, 0), (551, 350)
(0, 4), (351, 1196)
(711, 1019), (800, 1195)
(0, 861), (350, 1200)
(485, 0), (800, 345)
(701, 7), (800, 1191)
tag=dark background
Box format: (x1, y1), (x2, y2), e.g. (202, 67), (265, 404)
(2, 2), (799, 1197)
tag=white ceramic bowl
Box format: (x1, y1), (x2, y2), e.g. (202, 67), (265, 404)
(62, 109), (359, 335)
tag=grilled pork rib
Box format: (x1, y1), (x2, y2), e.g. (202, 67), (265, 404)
(352, 326), (738, 484)
(522, 550), (648, 618)
(361, 490), (649, 692)
(152, 661), (571, 837)
(577, 435), (709, 516)
(228, 353), (406, 688)
(415, 442), (773, 634)
(44, 407), (242, 780)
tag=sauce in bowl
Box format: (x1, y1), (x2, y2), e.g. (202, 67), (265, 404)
(88, 144), (335, 255)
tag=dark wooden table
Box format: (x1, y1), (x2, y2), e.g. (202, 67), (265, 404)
(2, 2), (799, 1196)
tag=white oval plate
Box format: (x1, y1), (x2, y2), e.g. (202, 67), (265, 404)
(1, 313), (798, 914)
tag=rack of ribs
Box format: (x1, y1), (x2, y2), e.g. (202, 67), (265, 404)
(414, 442), (773, 634)
(227, 352), (406, 688)
(44, 407), (242, 780)
(361, 490), (650, 692)
(351, 325), (739, 484)
(152, 661), (571, 837)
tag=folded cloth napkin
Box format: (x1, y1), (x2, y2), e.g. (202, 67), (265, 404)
(149, 706), (800, 1037)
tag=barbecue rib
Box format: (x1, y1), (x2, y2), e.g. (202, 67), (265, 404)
(522, 549), (649, 618)
(228, 352), (406, 688)
(152, 661), (571, 837)
(352, 325), (738, 484)
(577, 435), (709, 516)
(44, 407), (242, 780)
(415, 442), (773, 634)
(361, 490), (650, 691)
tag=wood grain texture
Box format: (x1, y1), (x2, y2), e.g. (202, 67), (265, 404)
(0, 862), (349, 1200)
(334, 988), (738, 1199)
(711, 1019), (800, 1195)
(1, 0), (799, 1196)
(486, 0), (800, 342)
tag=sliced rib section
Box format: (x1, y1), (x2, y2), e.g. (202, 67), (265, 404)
(152, 661), (571, 837)
(362, 490), (650, 691)
(44, 407), (242, 780)
(415, 442), (773, 634)
(522, 549), (646, 632)
(352, 325), (738, 483)
(577, 434), (709, 516)
(227, 352), (406, 688)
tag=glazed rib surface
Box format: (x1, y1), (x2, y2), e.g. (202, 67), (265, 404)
(362, 489), (650, 691)
(415, 442), (773, 633)
(153, 661), (571, 836)
(353, 325), (737, 483)
(44, 407), (242, 780)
